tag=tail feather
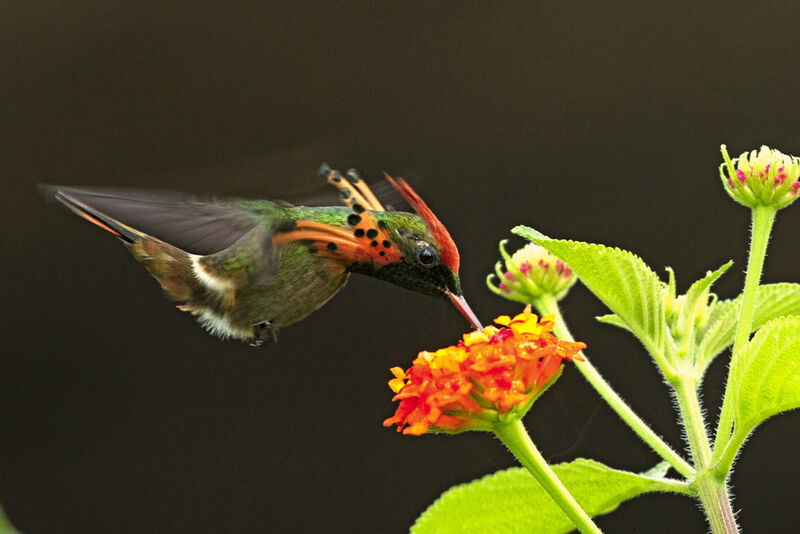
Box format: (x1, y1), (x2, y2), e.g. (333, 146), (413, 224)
(129, 239), (198, 305)
(47, 185), (274, 342)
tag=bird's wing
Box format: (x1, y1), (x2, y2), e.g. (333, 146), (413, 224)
(49, 186), (266, 256)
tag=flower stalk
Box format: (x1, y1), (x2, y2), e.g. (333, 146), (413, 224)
(673, 378), (738, 534)
(713, 204), (777, 458)
(493, 418), (603, 534)
(712, 425), (749, 481)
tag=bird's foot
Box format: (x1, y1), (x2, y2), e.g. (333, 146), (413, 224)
(248, 320), (277, 347)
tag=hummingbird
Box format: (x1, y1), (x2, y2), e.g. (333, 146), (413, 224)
(50, 165), (482, 346)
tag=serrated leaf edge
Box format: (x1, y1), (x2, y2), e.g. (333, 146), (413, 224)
(697, 283), (800, 371)
(732, 316), (800, 433)
(533, 238), (666, 357)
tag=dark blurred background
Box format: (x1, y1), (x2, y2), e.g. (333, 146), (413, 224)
(3, 2), (800, 532)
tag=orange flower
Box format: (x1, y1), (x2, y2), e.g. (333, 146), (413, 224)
(384, 305), (586, 435)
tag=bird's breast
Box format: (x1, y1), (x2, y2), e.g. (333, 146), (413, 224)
(233, 241), (350, 328)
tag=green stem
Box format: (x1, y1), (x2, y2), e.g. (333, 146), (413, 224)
(713, 427), (749, 480)
(713, 205), (777, 458)
(534, 294), (694, 479)
(673, 378), (738, 534)
(493, 418), (603, 534)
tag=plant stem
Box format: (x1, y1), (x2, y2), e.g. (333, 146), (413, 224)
(534, 294), (695, 479)
(673, 378), (738, 534)
(494, 418), (603, 534)
(712, 427), (749, 480)
(713, 205), (777, 458)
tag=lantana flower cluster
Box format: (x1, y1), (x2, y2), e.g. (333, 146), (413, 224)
(384, 306), (586, 435)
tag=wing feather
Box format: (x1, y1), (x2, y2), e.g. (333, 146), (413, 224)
(52, 187), (262, 255)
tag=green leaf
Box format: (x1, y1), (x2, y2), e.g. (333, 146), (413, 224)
(412, 459), (688, 534)
(513, 226), (665, 359)
(596, 313), (631, 332)
(598, 263), (732, 354)
(697, 283), (800, 371)
(729, 316), (800, 436)
(675, 262), (731, 340)
(514, 226), (550, 241)
(640, 460), (671, 478)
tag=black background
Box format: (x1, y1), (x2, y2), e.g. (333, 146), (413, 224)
(3, 2), (800, 533)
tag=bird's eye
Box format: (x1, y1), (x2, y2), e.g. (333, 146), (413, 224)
(417, 244), (437, 266)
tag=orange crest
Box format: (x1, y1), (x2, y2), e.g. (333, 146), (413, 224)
(383, 174), (460, 274)
(272, 167), (459, 273)
(271, 167), (402, 266)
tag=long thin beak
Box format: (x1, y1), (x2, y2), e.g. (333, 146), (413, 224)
(446, 291), (483, 330)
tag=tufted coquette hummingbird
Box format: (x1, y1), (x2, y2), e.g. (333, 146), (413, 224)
(50, 165), (482, 346)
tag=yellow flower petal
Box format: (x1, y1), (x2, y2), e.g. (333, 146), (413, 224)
(390, 367), (406, 379)
(430, 348), (462, 372)
(463, 330), (490, 345)
(388, 377), (407, 393)
(494, 315), (512, 326)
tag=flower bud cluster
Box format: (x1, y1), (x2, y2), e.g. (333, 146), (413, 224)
(720, 145), (800, 210)
(488, 241), (577, 303)
(661, 269), (717, 360)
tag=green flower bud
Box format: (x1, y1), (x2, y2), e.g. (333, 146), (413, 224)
(720, 144), (800, 210)
(488, 241), (577, 303)
(662, 267), (718, 361)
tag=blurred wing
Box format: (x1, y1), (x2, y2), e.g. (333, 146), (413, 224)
(50, 186), (263, 255)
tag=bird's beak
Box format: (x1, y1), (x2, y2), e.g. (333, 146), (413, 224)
(446, 291), (483, 330)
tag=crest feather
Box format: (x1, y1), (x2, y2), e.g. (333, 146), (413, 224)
(383, 174), (460, 274)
